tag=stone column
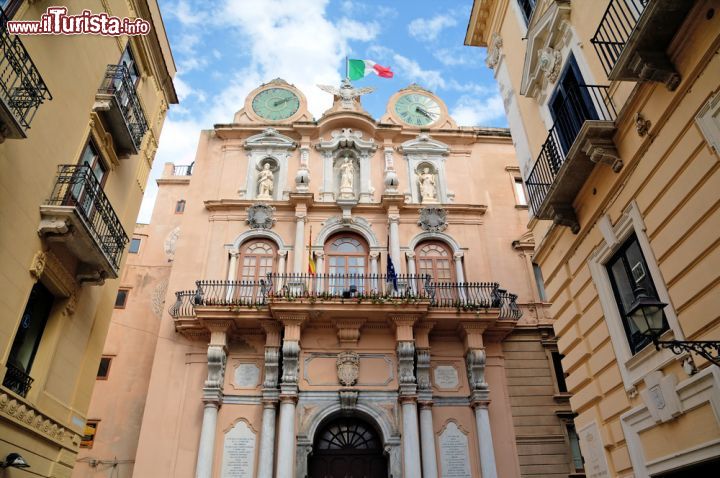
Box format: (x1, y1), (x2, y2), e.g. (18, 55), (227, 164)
(454, 252), (466, 303)
(257, 322), (281, 478)
(415, 322), (438, 478)
(388, 214), (401, 272)
(195, 323), (231, 478)
(276, 250), (287, 292)
(369, 251), (379, 291)
(460, 323), (498, 478)
(274, 314), (306, 478)
(393, 315), (421, 478)
(293, 213), (306, 273)
(315, 251), (325, 293)
(406, 252), (416, 293)
(226, 250), (240, 301)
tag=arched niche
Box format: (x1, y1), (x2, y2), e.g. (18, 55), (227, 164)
(243, 128), (296, 201)
(316, 128), (377, 203)
(399, 133), (453, 204)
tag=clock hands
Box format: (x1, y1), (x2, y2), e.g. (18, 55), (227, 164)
(415, 106), (438, 120)
(272, 97), (291, 107)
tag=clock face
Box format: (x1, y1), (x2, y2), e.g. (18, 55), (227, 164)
(394, 93), (441, 126)
(252, 88), (300, 121)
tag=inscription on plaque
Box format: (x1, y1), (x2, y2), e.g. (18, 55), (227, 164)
(439, 421), (472, 478)
(221, 420), (256, 478)
(578, 422), (609, 478)
(433, 365), (459, 390)
(234, 363), (260, 388)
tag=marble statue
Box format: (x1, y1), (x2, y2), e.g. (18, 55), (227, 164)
(417, 167), (438, 203)
(257, 163), (274, 199)
(339, 157), (355, 199)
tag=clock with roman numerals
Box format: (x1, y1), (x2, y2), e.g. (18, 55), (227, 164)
(394, 93), (441, 126)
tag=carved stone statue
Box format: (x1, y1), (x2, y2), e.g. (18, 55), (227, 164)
(417, 167), (438, 203)
(317, 79), (375, 110)
(338, 156), (355, 199)
(257, 163), (274, 200)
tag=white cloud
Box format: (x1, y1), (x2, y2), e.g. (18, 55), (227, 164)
(391, 54), (446, 90)
(433, 47), (480, 67)
(408, 14), (457, 42)
(450, 94), (505, 126)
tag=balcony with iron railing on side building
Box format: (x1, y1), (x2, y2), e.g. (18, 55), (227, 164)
(93, 64), (148, 155)
(37, 165), (129, 283)
(524, 84), (619, 233)
(590, 0), (696, 91)
(0, 7), (52, 141)
(1, 363), (34, 398)
(169, 273), (522, 336)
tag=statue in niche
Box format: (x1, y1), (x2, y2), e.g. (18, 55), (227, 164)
(257, 163), (274, 200)
(338, 156), (355, 199)
(417, 167), (438, 203)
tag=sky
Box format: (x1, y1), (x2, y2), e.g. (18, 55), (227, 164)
(139, 0), (501, 222)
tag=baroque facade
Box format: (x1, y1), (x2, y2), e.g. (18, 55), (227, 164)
(467, 0), (720, 476)
(75, 78), (584, 478)
(0, 0), (177, 476)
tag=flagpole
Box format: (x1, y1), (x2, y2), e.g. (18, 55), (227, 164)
(345, 56), (348, 80)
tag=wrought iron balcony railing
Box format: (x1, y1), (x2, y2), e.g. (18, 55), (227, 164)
(173, 274), (522, 319)
(591, 0), (647, 76)
(2, 363), (33, 398)
(0, 7), (52, 137)
(525, 84), (617, 216)
(173, 164), (193, 176)
(45, 165), (129, 271)
(97, 64), (148, 152)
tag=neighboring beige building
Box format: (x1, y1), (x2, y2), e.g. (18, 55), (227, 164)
(467, 0), (720, 476)
(0, 1), (176, 476)
(75, 79), (585, 477)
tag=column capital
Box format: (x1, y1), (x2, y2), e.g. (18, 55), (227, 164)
(229, 250), (240, 258)
(315, 250), (325, 259)
(418, 400), (434, 409)
(295, 213), (307, 222)
(369, 251), (380, 260)
(388, 214), (401, 224)
(453, 251), (464, 261)
(457, 321), (486, 351)
(279, 394), (299, 404)
(278, 249), (288, 258)
(260, 320), (282, 347)
(399, 395), (418, 404)
(405, 251), (416, 259)
(390, 315), (419, 342)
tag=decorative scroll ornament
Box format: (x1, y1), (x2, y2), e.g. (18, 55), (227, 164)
(29, 250), (47, 280)
(485, 33), (503, 69)
(418, 207), (448, 232)
(336, 351), (360, 386)
(246, 203), (276, 229)
(538, 47), (562, 83)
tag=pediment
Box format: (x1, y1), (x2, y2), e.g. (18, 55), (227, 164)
(520, 0), (571, 99)
(244, 128), (297, 150)
(399, 133), (449, 156)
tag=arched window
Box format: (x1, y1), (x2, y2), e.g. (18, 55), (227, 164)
(235, 240), (276, 301)
(415, 241), (454, 282)
(239, 240), (276, 282)
(325, 234), (368, 293)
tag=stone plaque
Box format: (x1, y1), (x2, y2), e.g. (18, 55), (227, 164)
(578, 422), (609, 478)
(439, 421), (472, 478)
(221, 420), (256, 478)
(234, 363), (260, 388)
(433, 365), (459, 390)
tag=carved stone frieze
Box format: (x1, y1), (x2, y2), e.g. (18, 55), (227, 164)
(0, 392), (81, 448)
(246, 203), (276, 229)
(418, 207), (448, 232)
(538, 47), (562, 83)
(336, 351), (360, 387)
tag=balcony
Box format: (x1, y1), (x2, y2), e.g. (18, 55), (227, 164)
(93, 64), (148, 155)
(0, 8), (52, 141)
(173, 163), (193, 176)
(38, 165), (129, 283)
(591, 0), (695, 90)
(170, 274), (521, 321)
(525, 84), (619, 233)
(2, 363), (33, 398)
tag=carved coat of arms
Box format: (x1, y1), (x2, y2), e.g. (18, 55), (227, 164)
(246, 203), (276, 229)
(336, 351), (360, 386)
(418, 207), (448, 232)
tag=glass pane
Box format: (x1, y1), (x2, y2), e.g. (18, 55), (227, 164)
(609, 259), (635, 315)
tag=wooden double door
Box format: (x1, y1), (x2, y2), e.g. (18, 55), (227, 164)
(307, 417), (388, 478)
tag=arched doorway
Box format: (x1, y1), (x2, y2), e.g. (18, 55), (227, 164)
(308, 416), (388, 478)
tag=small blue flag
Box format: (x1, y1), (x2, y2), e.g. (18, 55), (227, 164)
(386, 255), (398, 292)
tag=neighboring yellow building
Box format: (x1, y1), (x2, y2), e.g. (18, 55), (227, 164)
(0, 1), (176, 476)
(467, 0), (720, 476)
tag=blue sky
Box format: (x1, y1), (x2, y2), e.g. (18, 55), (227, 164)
(140, 0), (501, 221)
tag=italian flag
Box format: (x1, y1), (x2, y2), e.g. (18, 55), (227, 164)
(348, 59), (394, 80)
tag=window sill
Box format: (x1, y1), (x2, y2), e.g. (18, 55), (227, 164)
(515, 204), (529, 209)
(553, 392), (572, 403)
(624, 328), (683, 392)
